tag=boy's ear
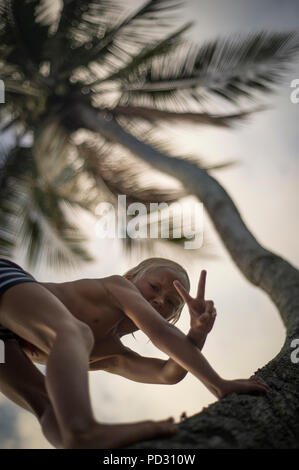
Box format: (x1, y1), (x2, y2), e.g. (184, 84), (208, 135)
(124, 273), (133, 280)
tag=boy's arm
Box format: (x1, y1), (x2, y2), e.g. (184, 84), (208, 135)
(90, 350), (170, 383)
(161, 329), (207, 383)
(89, 331), (208, 384)
(107, 275), (270, 398)
(108, 275), (225, 397)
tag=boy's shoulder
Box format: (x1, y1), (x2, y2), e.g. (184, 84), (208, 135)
(103, 275), (137, 292)
(102, 275), (141, 303)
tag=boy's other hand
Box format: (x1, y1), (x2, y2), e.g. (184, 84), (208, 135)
(218, 376), (271, 399)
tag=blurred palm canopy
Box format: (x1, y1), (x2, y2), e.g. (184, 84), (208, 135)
(0, 0), (298, 268)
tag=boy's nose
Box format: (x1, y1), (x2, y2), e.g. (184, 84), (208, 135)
(152, 297), (164, 308)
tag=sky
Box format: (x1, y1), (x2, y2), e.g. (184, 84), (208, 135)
(0, 0), (298, 449)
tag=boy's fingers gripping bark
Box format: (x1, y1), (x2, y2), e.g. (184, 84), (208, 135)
(250, 376), (271, 393)
(158, 418), (178, 436)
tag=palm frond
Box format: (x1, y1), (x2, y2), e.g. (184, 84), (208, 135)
(77, 137), (206, 258)
(110, 0), (184, 39)
(119, 197), (210, 261)
(50, 0), (121, 76)
(0, 2), (50, 124)
(119, 32), (299, 108)
(33, 121), (99, 211)
(89, 22), (191, 87)
(110, 104), (265, 128)
(0, 135), (93, 267)
(20, 188), (93, 268)
(53, 1), (185, 80)
(114, 116), (201, 163)
(113, 117), (237, 172)
(0, 144), (33, 257)
(77, 140), (185, 208)
(35, 0), (62, 32)
(1, 0), (299, 269)
(1, 0), (50, 74)
(77, 138), (208, 259)
(203, 160), (238, 171)
(56, 0), (119, 45)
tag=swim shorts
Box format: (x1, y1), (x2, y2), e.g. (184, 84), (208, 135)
(0, 258), (37, 341)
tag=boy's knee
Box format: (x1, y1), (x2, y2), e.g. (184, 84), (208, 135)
(75, 321), (94, 350)
(49, 319), (94, 352)
(61, 320), (94, 350)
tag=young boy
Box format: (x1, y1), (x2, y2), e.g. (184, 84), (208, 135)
(0, 257), (269, 449)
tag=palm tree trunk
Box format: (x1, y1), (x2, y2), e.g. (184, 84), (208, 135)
(75, 102), (299, 448)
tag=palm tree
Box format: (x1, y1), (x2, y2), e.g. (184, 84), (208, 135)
(1, 1), (299, 449)
(0, 0), (298, 268)
(128, 150), (299, 448)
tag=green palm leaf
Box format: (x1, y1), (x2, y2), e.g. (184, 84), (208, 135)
(0, 131), (93, 267)
(78, 139), (184, 207)
(1, 0), (50, 74)
(120, 32), (299, 107)
(110, 104), (265, 128)
(52, 0), (185, 79)
(20, 186), (93, 268)
(89, 23), (192, 87)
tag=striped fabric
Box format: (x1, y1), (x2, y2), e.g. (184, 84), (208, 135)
(0, 258), (36, 295)
(0, 258), (37, 341)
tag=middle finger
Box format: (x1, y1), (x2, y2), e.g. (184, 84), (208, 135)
(197, 270), (207, 299)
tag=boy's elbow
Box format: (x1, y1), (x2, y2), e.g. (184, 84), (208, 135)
(161, 371), (184, 385)
(167, 376), (183, 385)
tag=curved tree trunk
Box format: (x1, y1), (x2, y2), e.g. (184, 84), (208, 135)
(75, 103), (299, 448)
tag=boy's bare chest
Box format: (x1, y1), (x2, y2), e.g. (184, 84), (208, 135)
(65, 300), (128, 365)
(48, 279), (124, 338)
(21, 301), (126, 365)
(39, 278), (130, 364)
(74, 295), (123, 340)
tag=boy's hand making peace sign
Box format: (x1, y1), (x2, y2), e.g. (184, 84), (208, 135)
(173, 270), (216, 337)
(173, 270), (271, 397)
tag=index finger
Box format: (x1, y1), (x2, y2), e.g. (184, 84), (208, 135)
(197, 270), (207, 299)
(173, 280), (192, 303)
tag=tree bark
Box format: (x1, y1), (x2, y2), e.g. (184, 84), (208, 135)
(75, 103), (299, 448)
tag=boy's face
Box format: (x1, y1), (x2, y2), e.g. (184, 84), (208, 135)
(128, 266), (187, 321)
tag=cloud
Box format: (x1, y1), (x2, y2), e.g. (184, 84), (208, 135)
(185, 0), (299, 40)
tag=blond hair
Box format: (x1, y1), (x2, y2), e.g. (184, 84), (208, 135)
(124, 257), (190, 326)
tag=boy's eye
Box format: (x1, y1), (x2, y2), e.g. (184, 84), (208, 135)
(150, 283), (158, 290)
(167, 298), (174, 306)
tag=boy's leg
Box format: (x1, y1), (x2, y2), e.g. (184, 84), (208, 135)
(0, 282), (96, 446)
(0, 283), (177, 448)
(0, 339), (62, 448)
